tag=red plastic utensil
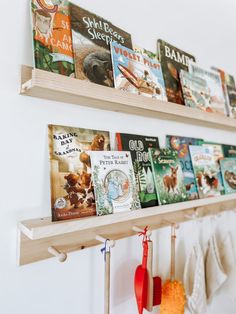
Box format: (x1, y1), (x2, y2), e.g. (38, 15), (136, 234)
(153, 276), (162, 306)
(134, 240), (149, 314)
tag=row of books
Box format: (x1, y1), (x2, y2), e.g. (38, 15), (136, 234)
(31, 1), (236, 118)
(49, 124), (236, 221)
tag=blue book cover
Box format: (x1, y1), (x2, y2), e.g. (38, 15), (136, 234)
(110, 41), (167, 101)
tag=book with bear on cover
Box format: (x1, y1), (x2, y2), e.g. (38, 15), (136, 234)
(166, 135), (203, 200)
(189, 63), (227, 116)
(148, 148), (187, 205)
(179, 70), (212, 112)
(69, 3), (132, 87)
(223, 144), (236, 157)
(220, 158), (236, 194)
(31, 0), (74, 76)
(157, 39), (196, 105)
(116, 132), (160, 208)
(189, 145), (222, 198)
(48, 124), (110, 221)
(111, 42), (167, 100)
(90, 151), (141, 215)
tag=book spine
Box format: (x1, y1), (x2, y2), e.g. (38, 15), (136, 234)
(116, 133), (123, 151)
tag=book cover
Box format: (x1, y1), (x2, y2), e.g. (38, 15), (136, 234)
(166, 135), (203, 200)
(90, 151), (141, 215)
(157, 39), (196, 105)
(149, 148), (187, 205)
(133, 45), (158, 61)
(70, 3), (132, 87)
(116, 133), (160, 208)
(189, 145), (222, 198)
(226, 86), (236, 118)
(179, 70), (212, 112)
(222, 144), (236, 157)
(31, 0), (74, 76)
(202, 143), (225, 194)
(220, 158), (236, 194)
(189, 63), (227, 116)
(111, 42), (167, 100)
(48, 124), (110, 221)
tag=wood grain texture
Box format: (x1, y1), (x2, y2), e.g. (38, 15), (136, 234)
(19, 194), (236, 265)
(20, 65), (236, 131)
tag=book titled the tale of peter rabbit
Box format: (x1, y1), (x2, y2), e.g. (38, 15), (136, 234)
(70, 3), (132, 87)
(48, 124), (110, 221)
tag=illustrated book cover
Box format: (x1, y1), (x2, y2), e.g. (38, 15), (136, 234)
(149, 148), (187, 205)
(202, 143), (225, 194)
(189, 63), (226, 116)
(31, 0), (74, 76)
(133, 45), (158, 61)
(157, 39), (196, 105)
(166, 135), (203, 200)
(90, 151), (141, 215)
(70, 3), (132, 87)
(222, 144), (236, 157)
(226, 86), (236, 118)
(219, 158), (236, 194)
(179, 70), (212, 112)
(110, 42), (167, 100)
(116, 132), (160, 208)
(48, 124), (110, 221)
(189, 145), (222, 198)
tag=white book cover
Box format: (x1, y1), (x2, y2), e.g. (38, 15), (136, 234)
(90, 151), (141, 215)
(189, 62), (227, 116)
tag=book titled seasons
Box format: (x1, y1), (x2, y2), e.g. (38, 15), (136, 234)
(116, 133), (159, 208)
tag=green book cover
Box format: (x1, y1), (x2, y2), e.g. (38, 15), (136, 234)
(149, 148), (187, 205)
(220, 158), (236, 194)
(223, 144), (236, 157)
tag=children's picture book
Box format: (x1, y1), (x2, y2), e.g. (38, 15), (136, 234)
(222, 144), (236, 157)
(149, 148), (187, 205)
(116, 133), (160, 208)
(189, 145), (222, 198)
(70, 3), (132, 87)
(90, 151), (141, 215)
(220, 158), (236, 194)
(180, 70), (212, 112)
(31, 0), (74, 76)
(202, 143), (225, 194)
(189, 63), (226, 116)
(157, 39), (196, 105)
(226, 86), (236, 118)
(48, 124), (110, 221)
(166, 135), (203, 200)
(111, 42), (167, 100)
(133, 45), (158, 61)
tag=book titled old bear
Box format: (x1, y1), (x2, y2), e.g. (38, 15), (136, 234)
(116, 133), (160, 208)
(149, 148), (187, 205)
(48, 124), (110, 221)
(70, 3), (132, 87)
(157, 39), (196, 105)
(31, 0), (74, 76)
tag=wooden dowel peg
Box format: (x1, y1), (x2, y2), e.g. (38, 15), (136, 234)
(95, 235), (116, 248)
(132, 226), (152, 237)
(48, 246), (67, 262)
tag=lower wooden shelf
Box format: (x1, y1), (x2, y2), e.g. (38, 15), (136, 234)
(19, 194), (236, 265)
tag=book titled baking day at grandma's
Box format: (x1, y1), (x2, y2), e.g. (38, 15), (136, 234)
(48, 124), (110, 221)
(31, 0), (74, 76)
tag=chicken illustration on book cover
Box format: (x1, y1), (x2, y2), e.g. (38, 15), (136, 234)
(90, 151), (141, 215)
(220, 158), (236, 194)
(111, 42), (167, 100)
(166, 135), (203, 200)
(31, 0), (74, 76)
(223, 144), (236, 157)
(48, 124), (110, 221)
(189, 145), (222, 198)
(149, 148), (187, 205)
(116, 133), (160, 208)
(157, 39), (196, 105)
(70, 4), (132, 87)
(180, 70), (212, 112)
(189, 63), (226, 116)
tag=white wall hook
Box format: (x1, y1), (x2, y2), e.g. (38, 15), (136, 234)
(48, 246), (67, 262)
(95, 235), (116, 248)
(132, 226), (152, 237)
(161, 220), (180, 229)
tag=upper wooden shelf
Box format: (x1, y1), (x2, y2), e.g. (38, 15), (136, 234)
(19, 194), (236, 265)
(20, 65), (236, 131)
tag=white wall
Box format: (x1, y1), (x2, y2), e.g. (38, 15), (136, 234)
(1, 0), (236, 313)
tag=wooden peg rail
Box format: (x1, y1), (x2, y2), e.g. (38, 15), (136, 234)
(18, 194), (236, 265)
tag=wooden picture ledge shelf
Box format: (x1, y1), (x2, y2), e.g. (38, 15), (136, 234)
(20, 65), (236, 131)
(19, 194), (236, 265)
